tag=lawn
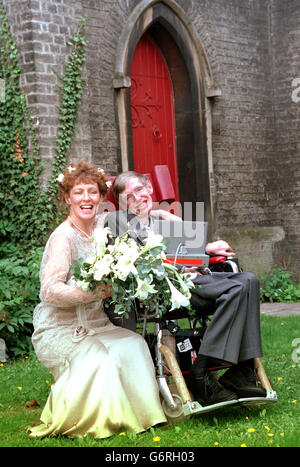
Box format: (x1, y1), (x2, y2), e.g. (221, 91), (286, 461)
(0, 315), (299, 448)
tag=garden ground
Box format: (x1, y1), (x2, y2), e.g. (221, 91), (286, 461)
(0, 311), (299, 448)
(260, 302), (300, 316)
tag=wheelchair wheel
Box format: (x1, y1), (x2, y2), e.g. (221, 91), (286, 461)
(162, 394), (183, 418)
(161, 383), (186, 423)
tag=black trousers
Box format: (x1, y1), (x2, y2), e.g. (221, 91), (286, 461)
(192, 271), (263, 364)
(105, 304), (137, 332)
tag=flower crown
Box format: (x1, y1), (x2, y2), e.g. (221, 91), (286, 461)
(56, 166), (111, 187)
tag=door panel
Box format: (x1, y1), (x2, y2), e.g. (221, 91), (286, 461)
(130, 34), (179, 200)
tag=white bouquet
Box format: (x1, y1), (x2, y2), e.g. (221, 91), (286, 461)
(71, 228), (195, 319)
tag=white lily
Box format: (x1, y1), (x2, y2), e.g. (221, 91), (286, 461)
(133, 276), (157, 301)
(164, 262), (195, 295)
(93, 226), (111, 257)
(160, 250), (167, 260)
(75, 279), (90, 291)
(140, 230), (164, 254)
(80, 268), (91, 279)
(84, 254), (96, 265)
(165, 277), (191, 311)
(93, 254), (113, 281)
(112, 256), (138, 280)
(112, 238), (140, 262)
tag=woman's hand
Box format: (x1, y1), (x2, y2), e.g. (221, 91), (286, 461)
(95, 283), (111, 299)
(85, 284), (111, 301)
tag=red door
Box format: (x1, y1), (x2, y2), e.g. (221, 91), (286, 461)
(130, 34), (179, 200)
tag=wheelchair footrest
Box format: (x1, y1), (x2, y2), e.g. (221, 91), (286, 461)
(238, 390), (278, 408)
(182, 390), (278, 416)
(182, 399), (238, 416)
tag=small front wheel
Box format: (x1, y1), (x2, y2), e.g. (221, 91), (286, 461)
(162, 394), (184, 423)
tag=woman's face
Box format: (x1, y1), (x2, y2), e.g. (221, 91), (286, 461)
(65, 181), (102, 223)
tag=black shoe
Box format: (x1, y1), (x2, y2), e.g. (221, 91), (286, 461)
(188, 371), (238, 407)
(219, 365), (267, 398)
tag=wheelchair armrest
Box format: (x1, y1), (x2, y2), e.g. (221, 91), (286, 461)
(208, 256), (241, 273)
(209, 256), (227, 265)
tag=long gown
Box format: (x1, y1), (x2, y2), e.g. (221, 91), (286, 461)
(28, 216), (166, 439)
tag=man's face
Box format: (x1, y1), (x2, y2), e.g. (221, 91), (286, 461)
(119, 177), (153, 217)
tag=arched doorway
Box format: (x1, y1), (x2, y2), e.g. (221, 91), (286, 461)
(130, 33), (179, 201)
(114, 1), (215, 228)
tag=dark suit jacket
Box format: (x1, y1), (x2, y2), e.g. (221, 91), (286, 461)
(104, 210), (156, 244)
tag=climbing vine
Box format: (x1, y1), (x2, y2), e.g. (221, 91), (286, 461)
(0, 1), (45, 247)
(0, 1), (87, 357)
(0, 3), (87, 247)
(47, 16), (87, 202)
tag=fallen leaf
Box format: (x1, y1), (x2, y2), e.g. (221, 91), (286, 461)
(26, 399), (40, 408)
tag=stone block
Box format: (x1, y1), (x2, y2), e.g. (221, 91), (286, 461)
(213, 226), (285, 276)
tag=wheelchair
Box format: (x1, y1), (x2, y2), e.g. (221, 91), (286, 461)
(105, 164), (277, 422)
(137, 256), (278, 423)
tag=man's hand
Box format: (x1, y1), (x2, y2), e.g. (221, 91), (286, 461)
(182, 267), (206, 276)
(205, 240), (235, 257)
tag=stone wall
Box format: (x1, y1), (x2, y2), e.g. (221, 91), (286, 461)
(270, 0), (300, 268)
(2, 0), (300, 272)
(181, 0), (278, 229)
(3, 0), (86, 186)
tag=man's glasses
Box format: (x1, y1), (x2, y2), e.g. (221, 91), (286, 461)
(119, 185), (149, 203)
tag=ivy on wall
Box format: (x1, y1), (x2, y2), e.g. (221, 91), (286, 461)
(47, 16), (87, 201)
(0, 3), (87, 248)
(0, 1), (87, 357)
(0, 1), (45, 247)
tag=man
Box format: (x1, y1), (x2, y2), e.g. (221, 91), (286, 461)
(104, 171), (266, 407)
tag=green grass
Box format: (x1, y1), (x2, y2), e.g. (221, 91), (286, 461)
(0, 315), (299, 447)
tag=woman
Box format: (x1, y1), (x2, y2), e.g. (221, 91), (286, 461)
(28, 161), (166, 439)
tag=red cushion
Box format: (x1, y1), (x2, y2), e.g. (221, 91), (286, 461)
(152, 165), (175, 202)
(209, 256), (227, 265)
(144, 173), (158, 202)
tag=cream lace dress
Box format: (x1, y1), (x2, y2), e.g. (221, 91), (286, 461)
(28, 216), (166, 439)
